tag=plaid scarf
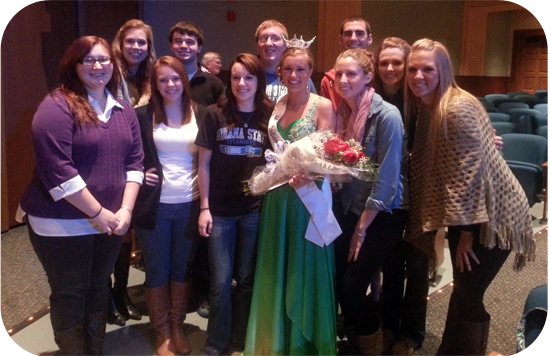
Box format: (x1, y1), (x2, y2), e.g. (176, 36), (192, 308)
(336, 86), (375, 141)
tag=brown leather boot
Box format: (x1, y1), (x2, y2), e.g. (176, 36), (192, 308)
(53, 321), (87, 355)
(358, 327), (383, 355)
(170, 280), (192, 355)
(145, 284), (176, 356)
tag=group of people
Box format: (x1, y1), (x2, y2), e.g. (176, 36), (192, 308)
(18, 14), (536, 356)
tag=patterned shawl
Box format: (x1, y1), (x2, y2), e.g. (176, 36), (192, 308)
(405, 94), (535, 272)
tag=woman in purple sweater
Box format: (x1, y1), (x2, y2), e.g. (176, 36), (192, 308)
(17, 36), (144, 355)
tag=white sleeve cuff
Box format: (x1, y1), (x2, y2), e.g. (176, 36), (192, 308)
(127, 170), (144, 185)
(49, 175), (87, 201)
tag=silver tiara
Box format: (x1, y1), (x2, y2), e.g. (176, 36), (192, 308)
(282, 34), (316, 49)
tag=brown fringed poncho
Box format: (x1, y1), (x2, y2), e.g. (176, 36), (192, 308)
(405, 94), (535, 272)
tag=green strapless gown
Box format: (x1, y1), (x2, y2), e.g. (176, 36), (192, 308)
(244, 98), (337, 355)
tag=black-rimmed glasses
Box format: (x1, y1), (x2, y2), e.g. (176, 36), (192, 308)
(79, 57), (112, 66)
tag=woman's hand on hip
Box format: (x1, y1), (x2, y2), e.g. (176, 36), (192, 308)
(456, 230), (480, 272)
(198, 209), (212, 237)
(145, 167), (159, 187)
(493, 130), (503, 151)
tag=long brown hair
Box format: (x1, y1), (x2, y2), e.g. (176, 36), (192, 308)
(218, 53), (273, 131)
(373, 37), (410, 94)
(150, 56), (195, 126)
(55, 36), (121, 127)
(112, 19), (157, 99)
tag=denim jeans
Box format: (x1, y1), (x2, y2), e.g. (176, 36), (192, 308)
(27, 222), (122, 332)
(206, 212), (259, 353)
(135, 201), (199, 288)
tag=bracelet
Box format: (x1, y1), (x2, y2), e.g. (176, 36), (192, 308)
(354, 229), (365, 237)
(119, 206), (132, 215)
(200, 207), (210, 211)
(89, 206), (103, 219)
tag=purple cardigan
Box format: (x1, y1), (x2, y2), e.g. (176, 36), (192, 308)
(20, 91), (144, 219)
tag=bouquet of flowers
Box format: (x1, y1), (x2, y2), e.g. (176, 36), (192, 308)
(243, 129), (378, 196)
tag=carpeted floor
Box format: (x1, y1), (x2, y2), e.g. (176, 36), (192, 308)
(1, 224), (547, 355)
(1, 224), (50, 332)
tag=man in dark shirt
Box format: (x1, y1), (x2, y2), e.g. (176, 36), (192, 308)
(169, 21), (224, 107)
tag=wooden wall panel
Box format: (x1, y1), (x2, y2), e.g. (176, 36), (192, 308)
(317, 0), (361, 73)
(1, 1), (61, 230)
(0, 4), (9, 233)
(460, 1), (524, 76)
(455, 76), (509, 97)
(1, 1), (139, 230)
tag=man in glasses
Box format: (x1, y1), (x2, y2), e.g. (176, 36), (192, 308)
(255, 19), (317, 104)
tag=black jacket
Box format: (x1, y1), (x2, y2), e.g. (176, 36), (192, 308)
(132, 103), (206, 230)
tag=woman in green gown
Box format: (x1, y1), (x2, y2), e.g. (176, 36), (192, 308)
(244, 46), (338, 355)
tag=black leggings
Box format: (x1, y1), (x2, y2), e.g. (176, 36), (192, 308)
(336, 209), (408, 335)
(447, 225), (510, 323)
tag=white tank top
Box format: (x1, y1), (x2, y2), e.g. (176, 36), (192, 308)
(153, 115), (199, 204)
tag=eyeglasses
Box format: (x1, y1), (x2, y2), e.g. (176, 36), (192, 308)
(79, 57), (112, 66)
(258, 35), (283, 44)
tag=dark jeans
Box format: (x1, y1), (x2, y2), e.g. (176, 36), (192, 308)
(135, 201), (198, 288)
(337, 209), (408, 335)
(446, 225), (510, 323)
(206, 212), (259, 353)
(381, 238), (429, 347)
(28, 222), (122, 332)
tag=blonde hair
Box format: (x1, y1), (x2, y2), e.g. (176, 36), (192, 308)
(254, 20), (288, 42)
(405, 38), (480, 148)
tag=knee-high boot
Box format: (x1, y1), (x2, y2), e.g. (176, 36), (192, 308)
(85, 311), (107, 355)
(145, 284), (176, 356)
(452, 319), (490, 356)
(170, 281), (192, 355)
(53, 321), (87, 355)
(112, 240), (142, 320)
(437, 299), (461, 355)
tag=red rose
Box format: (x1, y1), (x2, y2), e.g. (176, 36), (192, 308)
(357, 152), (366, 160)
(323, 140), (340, 157)
(342, 150), (359, 164)
(337, 142), (351, 152)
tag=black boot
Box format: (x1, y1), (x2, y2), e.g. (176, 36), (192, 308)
(112, 241), (142, 320)
(107, 289), (126, 326)
(451, 319), (490, 356)
(437, 294), (460, 355)
(53, 321), (87, 355)
(85, 311), (107, 355)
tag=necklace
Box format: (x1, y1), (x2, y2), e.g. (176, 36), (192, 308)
(241, 111), (254, 128)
